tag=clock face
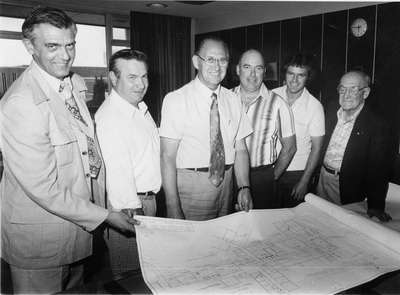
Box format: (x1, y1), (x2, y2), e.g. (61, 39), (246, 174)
(351, 18), (368, 37)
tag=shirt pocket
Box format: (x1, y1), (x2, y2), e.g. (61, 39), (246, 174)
(50, 128), (77, 167)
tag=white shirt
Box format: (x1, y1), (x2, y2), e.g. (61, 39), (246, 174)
(160, 77), (252, 168)
(95, 89), (161, 210)
(233, 83), (295, 167)
(273, 86), (325, 171)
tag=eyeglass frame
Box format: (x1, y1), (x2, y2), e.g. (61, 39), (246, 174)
(196, 54), (229, 66)
(336, 85), (368, 96)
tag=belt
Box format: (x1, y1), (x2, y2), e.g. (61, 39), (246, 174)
(186, 164), (233, 172)
(137, 191), (156, 196)
(323, 164), (340, 176)
(251, 164), (274, 171)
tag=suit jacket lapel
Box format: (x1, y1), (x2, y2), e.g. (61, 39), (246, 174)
(30, 65), (77, 140)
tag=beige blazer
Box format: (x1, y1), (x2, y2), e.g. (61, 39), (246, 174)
(0, 63), (108, 269)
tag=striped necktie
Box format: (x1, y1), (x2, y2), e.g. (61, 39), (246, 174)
(209, 93), (225, 187)
(59, 80), (102, 178)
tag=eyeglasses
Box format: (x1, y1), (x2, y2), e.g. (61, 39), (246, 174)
(196, 54), (229, 66)
(337, 86), (368, 96)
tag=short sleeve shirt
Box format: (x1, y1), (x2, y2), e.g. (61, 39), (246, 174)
(273, 86), (325, 171)
(233, 83), (295, 167)
(160, 77), (253, 168)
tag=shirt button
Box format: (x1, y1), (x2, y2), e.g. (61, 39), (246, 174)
(82, 151), (87, 155)
(86, 173), (91, 178)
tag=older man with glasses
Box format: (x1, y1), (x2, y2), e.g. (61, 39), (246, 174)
(317, 70), (392, 222)
(160, 36), (253, 221)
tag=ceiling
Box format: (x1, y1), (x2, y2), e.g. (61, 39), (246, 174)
(2, 0), (237, 17)
(1, 1), (378, 33)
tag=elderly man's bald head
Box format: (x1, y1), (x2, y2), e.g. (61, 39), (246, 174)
(340, 70), (370, 88)
(238, 49), (265, 66)
(338, 70), (371, 115)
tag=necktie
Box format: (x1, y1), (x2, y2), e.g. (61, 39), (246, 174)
(209, 93), (225, 187)
(59, 80), (102, 178)
(60, 81), (87, 126)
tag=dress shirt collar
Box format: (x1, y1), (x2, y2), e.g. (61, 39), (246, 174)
(337, 102), (364, 123)
(32, 60), (70, 94)
(109, 88), (148, 118)
(273, 85), (309, 107)
(234, 83), (270, 106)
(194, 76), (221, 103)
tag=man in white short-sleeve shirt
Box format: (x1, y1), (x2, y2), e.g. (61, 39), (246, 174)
(273, 54), (325, 207)
(233, 49), (296, 209)
(160, 37), (253, 221)
(96, 49), (160, 276)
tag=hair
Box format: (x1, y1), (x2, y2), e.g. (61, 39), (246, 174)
(195, 36), (230, 59)
(283, 53), (314, 77)
(238, 48), (265, 66)
(22, 6), (76, 40)
(109, 49), (148, 77)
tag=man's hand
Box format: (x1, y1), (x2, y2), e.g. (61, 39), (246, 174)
(105, 211), (140, 233)
(291, 179), (308, 201)
(121, 208), (144, 218)
(235, 188), (253, 212)
(367, 208), (392, 222)
(167, 207), (185, 219)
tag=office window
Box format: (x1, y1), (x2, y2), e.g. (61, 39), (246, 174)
(112, 45), (130, 54)
(0, 39), (30, 67)
(112, 27), (128, 40)
(75, 24), (107, 67)
(0, 17), (107, 68)
(0, 16), (24, 31)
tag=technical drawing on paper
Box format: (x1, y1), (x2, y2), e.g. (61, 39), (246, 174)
(135, 197), (400, 294)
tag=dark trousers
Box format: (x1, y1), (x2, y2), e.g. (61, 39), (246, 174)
(277, 170), (305, 208)
(250, 165), (278, 209)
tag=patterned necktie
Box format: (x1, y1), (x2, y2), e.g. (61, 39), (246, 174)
(209, 93), (225, 187)
(59, 80), (102, 178)
(60, 81), (87, 126)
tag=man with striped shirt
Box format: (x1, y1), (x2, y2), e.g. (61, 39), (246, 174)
(233, 49), (296, 209)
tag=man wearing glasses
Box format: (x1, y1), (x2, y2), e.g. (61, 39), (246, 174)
(160, 37), (253, 220)
(317, 70), (392, 222)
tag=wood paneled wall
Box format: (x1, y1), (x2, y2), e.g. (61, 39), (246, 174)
(195, 2), (400, 182)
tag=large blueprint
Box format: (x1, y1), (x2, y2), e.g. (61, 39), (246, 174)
(135, 194), (400, 294)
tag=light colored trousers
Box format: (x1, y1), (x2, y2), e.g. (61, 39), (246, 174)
(317, 166), (342, 205)
(177, 167), (233, 221)
(105, 195), (157, 278)
(10, 260), (83, 294)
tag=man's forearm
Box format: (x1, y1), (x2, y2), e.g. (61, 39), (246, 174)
(161, 156), (183, 218)
(299, 136), (324, 184)
(234, 149), (251, 187)
(274, 137), (296, 179)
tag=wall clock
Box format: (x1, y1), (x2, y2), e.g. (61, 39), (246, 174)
(351, 18), (368, 37)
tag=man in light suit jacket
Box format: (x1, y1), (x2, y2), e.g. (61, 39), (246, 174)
(0, 7), (137, 294)
(317, 70), (392, 222)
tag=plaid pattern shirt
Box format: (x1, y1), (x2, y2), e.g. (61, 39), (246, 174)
(324, 104), (364, 171)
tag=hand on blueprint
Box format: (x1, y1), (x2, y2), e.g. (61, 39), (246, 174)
(367, 208), (392, 222)
(105, 211), (139, 233)
(167, 206), (185, 219)
(235, 188), (253, 212)
(291, 179), (308, 200)
(122, 208), (144, 218)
